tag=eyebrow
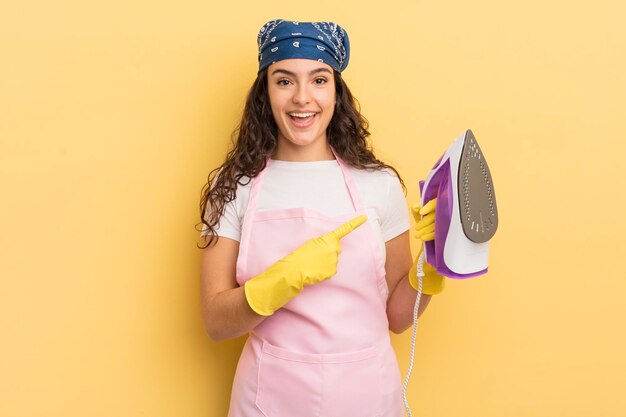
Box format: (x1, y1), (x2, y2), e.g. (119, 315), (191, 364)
(270, 68), (332, 77)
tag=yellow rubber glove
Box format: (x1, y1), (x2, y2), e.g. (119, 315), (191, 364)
(244, 215), (368, 316)
(408, 199), (445, 295)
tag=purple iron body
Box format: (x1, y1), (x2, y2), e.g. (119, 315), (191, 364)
(419, 129), (498, 279)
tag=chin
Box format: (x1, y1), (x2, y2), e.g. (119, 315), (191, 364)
(290, 137), (316, 146)
(283, 132), (322, 146)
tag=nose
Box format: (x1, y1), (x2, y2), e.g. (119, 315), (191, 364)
(292, 83), (312, 105)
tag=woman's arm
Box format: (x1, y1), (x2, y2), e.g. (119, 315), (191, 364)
(384, 231), (432, 333)
(200, 236), (266, 341)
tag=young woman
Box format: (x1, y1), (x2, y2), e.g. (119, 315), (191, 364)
(199, 19), (444, 417)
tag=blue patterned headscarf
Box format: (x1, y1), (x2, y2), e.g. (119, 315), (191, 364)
(257, 20), (350, 74)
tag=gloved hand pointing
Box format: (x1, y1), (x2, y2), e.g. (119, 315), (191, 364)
(244, 215), (368, 316)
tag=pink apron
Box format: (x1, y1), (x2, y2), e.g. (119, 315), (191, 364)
(227, 153), (403, 417)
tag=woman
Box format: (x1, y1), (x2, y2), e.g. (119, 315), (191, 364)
(199, 19), (444, 417)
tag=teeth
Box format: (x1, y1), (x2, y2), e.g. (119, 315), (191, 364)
(289, 112), (315, 118)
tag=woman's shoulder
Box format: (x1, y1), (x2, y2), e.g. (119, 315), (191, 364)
(349, 166), (404, 208)
(210, 168), (253, 213)
(213, 167), (253, 191)
(349, 165), (401, 187)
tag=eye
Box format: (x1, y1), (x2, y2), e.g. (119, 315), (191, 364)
(277, 79), (291, 86)
(314, 78), (327, 85)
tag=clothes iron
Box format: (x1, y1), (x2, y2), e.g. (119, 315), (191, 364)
(419, 129), (498, 278)
(403, 129), (499, 417)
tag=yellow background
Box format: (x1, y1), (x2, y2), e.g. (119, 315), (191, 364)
(2, 0), (625, 416)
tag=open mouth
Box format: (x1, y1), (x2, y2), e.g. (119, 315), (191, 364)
(288, 112), (317, 128)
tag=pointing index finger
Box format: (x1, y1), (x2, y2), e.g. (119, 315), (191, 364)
(328, 215), (368, 240)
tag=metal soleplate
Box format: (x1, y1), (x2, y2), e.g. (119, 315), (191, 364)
(457, 130), (498, 243)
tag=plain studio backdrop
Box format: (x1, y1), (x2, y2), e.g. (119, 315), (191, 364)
(1, 1), (625, 416)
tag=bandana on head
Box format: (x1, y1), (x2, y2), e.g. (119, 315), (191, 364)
(257, 19), (350, 74)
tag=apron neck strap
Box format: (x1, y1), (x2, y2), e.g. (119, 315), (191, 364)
(329, 146), (364, 212)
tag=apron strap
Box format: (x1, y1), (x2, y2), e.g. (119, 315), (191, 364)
(330, 147), (364, 213)
(240, 160), (270, 245)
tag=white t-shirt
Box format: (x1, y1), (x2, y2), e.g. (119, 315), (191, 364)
(203, 159), (410, 258)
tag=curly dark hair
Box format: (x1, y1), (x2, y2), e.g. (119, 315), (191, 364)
(197, 68), (405, 248)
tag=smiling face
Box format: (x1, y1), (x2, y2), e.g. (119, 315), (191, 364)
(267, 59), (336, 161)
